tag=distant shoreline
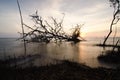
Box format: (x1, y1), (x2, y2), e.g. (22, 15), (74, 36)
(0, 37), (18, 39)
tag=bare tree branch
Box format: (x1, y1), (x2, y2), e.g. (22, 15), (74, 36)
(19, 11), (85, 43)
(103, 0), (120, 45)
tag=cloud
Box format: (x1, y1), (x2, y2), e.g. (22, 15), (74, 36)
(57, 0), (114, 33)
(60, 0), (107, 14)
(0, 0), (117, 37)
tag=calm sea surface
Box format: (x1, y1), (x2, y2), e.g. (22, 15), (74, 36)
(0, 37), (119, 68)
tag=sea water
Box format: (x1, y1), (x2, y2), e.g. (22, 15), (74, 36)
(0, 37), (119, 68)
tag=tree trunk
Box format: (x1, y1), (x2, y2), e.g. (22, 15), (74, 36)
(17, 0), (27, 55)
(103, 9), (119, 45)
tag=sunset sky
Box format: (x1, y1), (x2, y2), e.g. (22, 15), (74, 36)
(0, 0), (120, 38)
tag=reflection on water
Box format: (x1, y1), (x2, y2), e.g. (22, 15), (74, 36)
(0, 38), (119, 68)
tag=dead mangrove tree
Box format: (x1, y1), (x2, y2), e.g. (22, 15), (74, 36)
(103, 0), (120, 45)
(19, 11), (85, 43)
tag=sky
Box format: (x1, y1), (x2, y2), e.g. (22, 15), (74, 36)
(0, 0), (120, 38)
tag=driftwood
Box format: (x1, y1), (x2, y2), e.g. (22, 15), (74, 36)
(16, 0), (85, 44)
(18, 11), (85, 43)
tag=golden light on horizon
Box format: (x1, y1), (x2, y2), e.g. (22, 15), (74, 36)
(81, 32), (87, 37)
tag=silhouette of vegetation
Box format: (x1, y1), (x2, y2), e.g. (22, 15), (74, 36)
(18, 11), (85, 43)
(1, 60), (120, 80)
(103, 0), (120, 45)
(17, 0), (26, 55)
(97, 0), (120, 64)
(2, 54), (42, 68)
(98, 49), (120, 64)
(16, 0), (85, 44)
(68, 24), (85, 42)
(98, 39), (120, 64)
(2, 0), (120, 80)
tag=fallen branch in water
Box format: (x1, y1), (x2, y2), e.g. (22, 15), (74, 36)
(18, 11), (85, 43)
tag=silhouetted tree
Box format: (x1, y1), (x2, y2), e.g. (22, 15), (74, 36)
(19, 11), (85, 43)
(68, 24), (85, 42)
(103, 0), (120, 45)
(17, 0), (26, 55)
(16, 1), (85, 43)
